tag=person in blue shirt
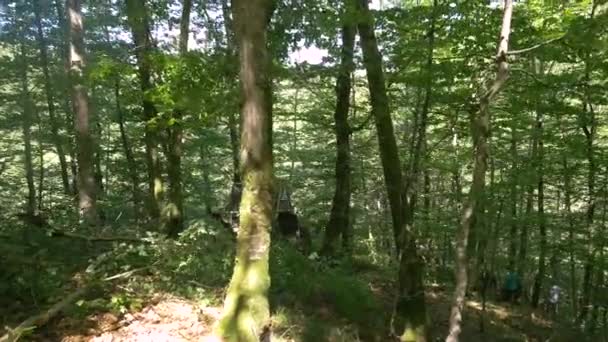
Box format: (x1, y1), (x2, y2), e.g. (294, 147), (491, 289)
(503, 269), (522, 304)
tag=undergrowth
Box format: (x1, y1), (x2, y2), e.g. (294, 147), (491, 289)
(1, 215), (391, 341)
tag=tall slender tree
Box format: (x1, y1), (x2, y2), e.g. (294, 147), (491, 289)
(165, 0), (191, 237)
(55, 0), (79, 193)
(531, 76), (547, 307)
(216, 0), (275, 340)
(446, 0), (513, 340)
(66, 0), (99, 225)
(33, 0), (71, 195)
(114, 79), (141, 216)
(126, 0), (163, 220)
(321, 7), (355, 256)
(17, 31), (36, 217)
(355, 0), (429, 339)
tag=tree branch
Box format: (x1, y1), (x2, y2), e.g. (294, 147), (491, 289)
(507, 35), (565, 55)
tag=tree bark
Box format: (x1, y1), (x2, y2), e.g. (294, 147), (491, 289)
(321, 16), (355, 256)
(446, 1), (512, 341)
(33, 0), (71, 195)
(216, 1), (275, 341)
(126, 0), (163, 220)
(66, 0), (99, 225)
(165, 0), (191, 237)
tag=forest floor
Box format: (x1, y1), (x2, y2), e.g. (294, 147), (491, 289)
(28, 285), (571, 342)
(25, 272), (572, 342)
(0, 217), (589, 342)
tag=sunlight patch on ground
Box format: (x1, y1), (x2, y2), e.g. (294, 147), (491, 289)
(74, 295), (222, 342)
(466, 299), (514, 320)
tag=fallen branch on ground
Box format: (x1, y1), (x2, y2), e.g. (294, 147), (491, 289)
(0, 287), (88, 342)
(0, 265), (150, 342)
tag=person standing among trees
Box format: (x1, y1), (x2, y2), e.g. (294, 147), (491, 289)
(547, 284), (562, 317)
(503, 269), (522, 304)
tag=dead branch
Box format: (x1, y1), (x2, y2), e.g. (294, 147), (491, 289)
(0, 287), (88, 342)
(0, 266), (150, 342)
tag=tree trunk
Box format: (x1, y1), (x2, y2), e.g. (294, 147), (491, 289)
(66, 0), (99, 225)
(395, 0), (437, 339)
(18, 41), (37, 217)
(531, 108), (546, 308)
(33, 0), (70, 195)
(216, 1), (275, 341)
(578, 70), (597, 326)
(321, 16), (355, 256)
(562, 157), (577, 314)
(165, 0), (191, 238)
(222, 0), (243, 213)
(446, 1), (512, 341)
(518, 135), (537, 279)
(115, 79), (141, 217)
(126, 0), (163, 220)
(54, 0), (78, 194)
(355, 0), (403, 250)
(36, 110), (45, 212)
(93, 107), (104, 194)
(507, 124), (518, 270)
(355, 0), (429, 339)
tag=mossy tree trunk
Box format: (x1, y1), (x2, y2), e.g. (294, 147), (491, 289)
(355, 0), (429, 339)
(216, 0), (275, 341)
(165, 0), (192, 238)
(66, 0), (99, 226)
(322, 14), (355, 256)
(126, 0), (163, 221)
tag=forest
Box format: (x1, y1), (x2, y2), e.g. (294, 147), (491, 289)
(0, 0), (607, 341)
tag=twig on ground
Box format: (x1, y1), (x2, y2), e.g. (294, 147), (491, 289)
(0, 264), (150, 342)
(0, 287), (89, 342)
